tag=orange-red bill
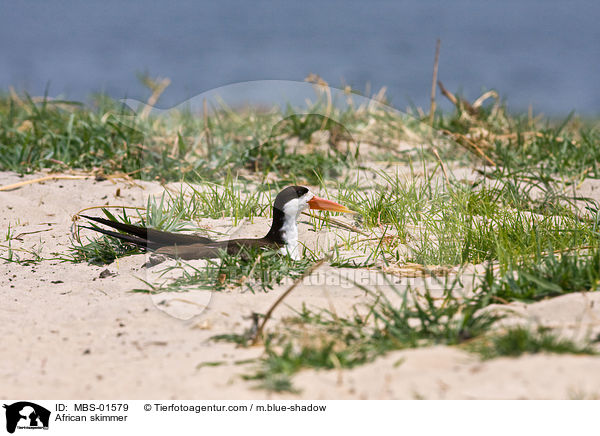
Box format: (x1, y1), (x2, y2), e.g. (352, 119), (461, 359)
(308, 196), (356, 214)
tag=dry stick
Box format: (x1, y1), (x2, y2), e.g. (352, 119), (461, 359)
(490, 295), (511, 305)
(169, 134), (180, 159)
(0, 175), (88, 192)
(435, 80), (497, 166)
(428, 39), (441, 125)
(251, 258), (326, 345)
(437, 80), (457, 106)
(73, 204), (146, 218)
(438, 81), (477, 115)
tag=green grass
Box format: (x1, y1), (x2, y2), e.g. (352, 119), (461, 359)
(491, 120), (600, 180)
(219, 241), (600, 392)
(0, 94), (148, 175)
(2, 86), (598, 184)
(217, 275), (501, 392)
(332, 167), (599, 270)
(4, 84), (600, 393)
(162, 177), (271, 224)
(68, 191), (213, 264)
(431, 91), (600, 179)
(137, 247), (314, 293)
(470, 326), (597, 359)
(220, 245), (600, 391)
(69, 234), (140, 265)
(0, 221), (52, 265)
(480, 246), (600, 303)
(69, 208), (146, 264)
(0, 92), (364, 184)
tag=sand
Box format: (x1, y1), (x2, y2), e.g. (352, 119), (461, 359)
(2, 170), (600, 400)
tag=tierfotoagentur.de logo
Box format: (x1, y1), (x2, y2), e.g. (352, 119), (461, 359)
(3, 402), (50, 434)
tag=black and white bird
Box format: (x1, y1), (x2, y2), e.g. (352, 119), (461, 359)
(80, 186), (354, 260)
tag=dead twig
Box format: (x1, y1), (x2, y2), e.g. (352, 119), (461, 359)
(438, 81), (477, 116)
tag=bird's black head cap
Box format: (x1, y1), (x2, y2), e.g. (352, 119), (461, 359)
(272, 185), (309, 213)
(265, 186), (309, 243)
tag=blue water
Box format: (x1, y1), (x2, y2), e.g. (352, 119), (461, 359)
(1, 0), (598, 115)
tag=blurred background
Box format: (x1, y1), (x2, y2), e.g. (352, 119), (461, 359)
(1, 0), (598, 115)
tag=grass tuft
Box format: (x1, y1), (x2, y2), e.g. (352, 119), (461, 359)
(220, 275), (502, 392)
(140, 248), (314, 293)
(481, 246), (600, 302)
(470, 326), (597, 359)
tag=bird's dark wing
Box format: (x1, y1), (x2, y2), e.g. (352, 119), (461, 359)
(155, 238), (280, 260)
(80, 215), (214, 246)
(155, 241), (230, 259)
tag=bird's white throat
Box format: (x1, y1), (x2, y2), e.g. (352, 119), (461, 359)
(278, 192), (313, 260)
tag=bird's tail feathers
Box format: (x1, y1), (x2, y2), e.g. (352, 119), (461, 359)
(80, 226), (154, 250)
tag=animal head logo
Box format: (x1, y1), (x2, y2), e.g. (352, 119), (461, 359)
(3, 402), (50, 434)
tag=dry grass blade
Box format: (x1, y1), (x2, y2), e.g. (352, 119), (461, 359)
(203, 98), (213, 157)
(440, 129), (496, 166)
(432, 147), (450, 185)
(429, 39), (441, 125)
(140, 76), (170, 119)
(13, 228), (52, 240)
(472, 90), (498, 109)
(301, 212), (369, 236)
(0, 175), (88, 192)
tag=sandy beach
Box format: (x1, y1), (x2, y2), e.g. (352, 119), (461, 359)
(2, 169), (600, 400)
